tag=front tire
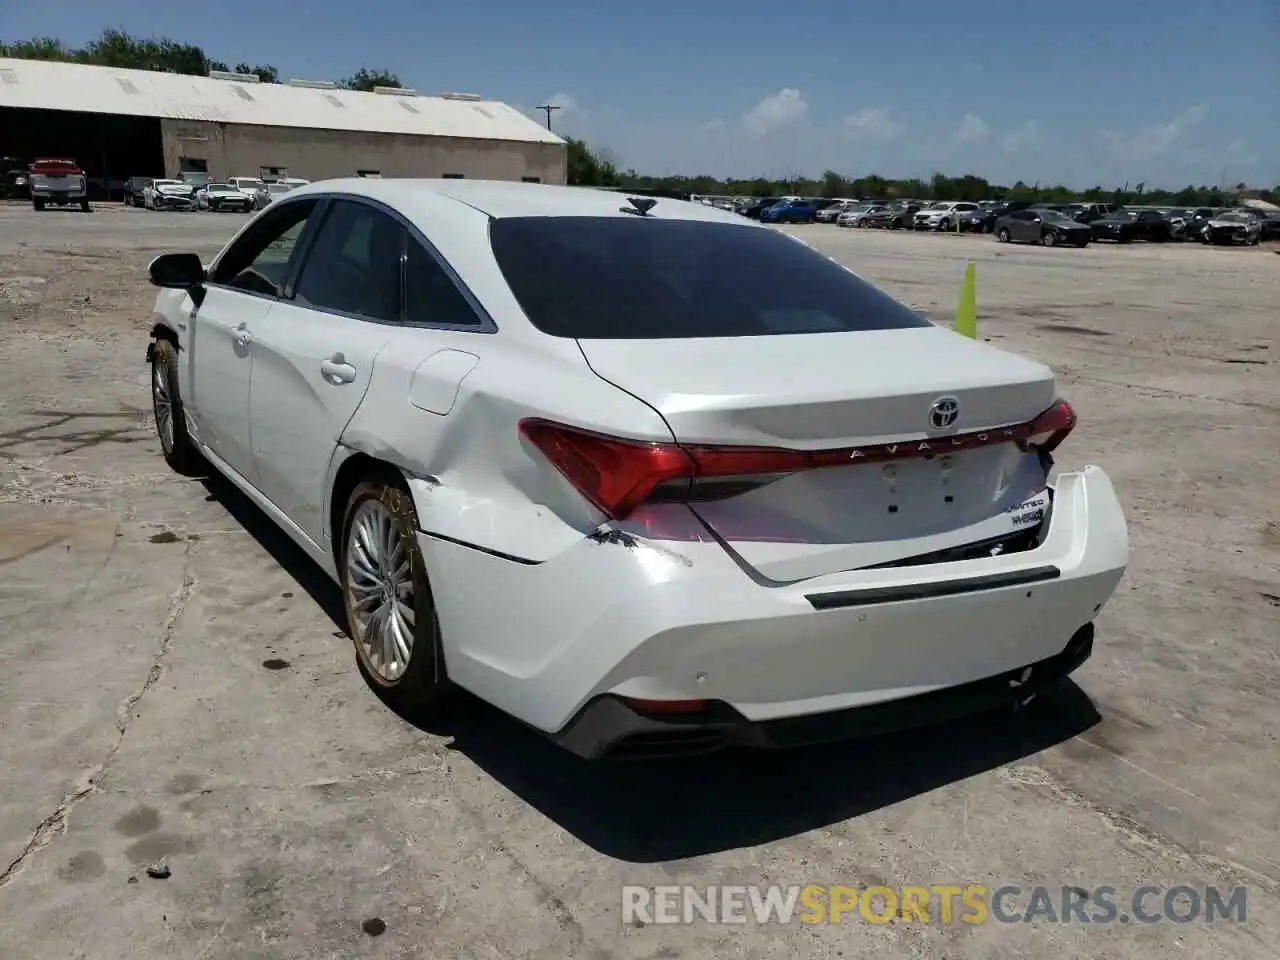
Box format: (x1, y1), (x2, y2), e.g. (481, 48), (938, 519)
(997, 227), (1011, 243)
(1042, 231), (1057, 247)
(150, 338), (198, 475)
(341, 480), (449, 712)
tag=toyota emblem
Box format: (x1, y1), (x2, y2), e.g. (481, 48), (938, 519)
(929, 396), (960, 429)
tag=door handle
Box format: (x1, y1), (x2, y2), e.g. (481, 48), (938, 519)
(320, 354), (357, 384)
(233, 322), (252, 347)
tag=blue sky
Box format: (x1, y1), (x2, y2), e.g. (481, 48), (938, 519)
(4, 0), (1277, 188)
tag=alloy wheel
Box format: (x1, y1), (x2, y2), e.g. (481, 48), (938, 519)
(151, 359), (174, 454)
(346, 498), (416, 683)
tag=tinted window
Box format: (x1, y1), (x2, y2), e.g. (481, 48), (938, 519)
(293, 200), (404, 322)
(210, 199), (319, 296)
(404, 239), (482, 327)
(489, 218), (929, 339)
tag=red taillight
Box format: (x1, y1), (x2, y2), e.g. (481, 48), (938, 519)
(520, 399), (1076, 521)
(517, 420), (694, 519)
(1021, 399), (1076, 454)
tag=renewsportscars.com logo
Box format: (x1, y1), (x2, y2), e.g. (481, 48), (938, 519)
(622, 884), (1248, 926)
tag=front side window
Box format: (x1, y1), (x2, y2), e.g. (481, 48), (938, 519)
(292, 199), (404, 322)
(209, 199), (320, 297)
(489, 217), (931, 339)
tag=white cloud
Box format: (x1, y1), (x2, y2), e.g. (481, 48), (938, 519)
(1101, 105), (1207, 160)
(1001, 120), (1040, 153)
(743, 88), (808, 139)
(954, 113), (989, 143)
(701, 118), (726, 133)
(1224, 137), (1259, 164)
(841, 106), (905, 142)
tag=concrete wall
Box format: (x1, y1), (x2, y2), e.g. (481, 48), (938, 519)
(159, 119), (567, 185)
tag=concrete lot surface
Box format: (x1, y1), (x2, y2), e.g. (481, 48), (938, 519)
(1, 203), (1277, 959)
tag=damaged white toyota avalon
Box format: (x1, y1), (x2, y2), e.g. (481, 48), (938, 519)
(145, 179), (1128, 759)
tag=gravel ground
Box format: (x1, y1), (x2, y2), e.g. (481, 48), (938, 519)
(1, 201), (1277, 959)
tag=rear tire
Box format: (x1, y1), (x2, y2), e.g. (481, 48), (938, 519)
(341, 479), (450, 713)
(150, 338), (199, 475)
(32, 199), (44, 211)
(80, 200), (91, 212)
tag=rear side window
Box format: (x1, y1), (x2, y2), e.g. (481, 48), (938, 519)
(488, 217), (931, 339)
(404, 239), (482, 327)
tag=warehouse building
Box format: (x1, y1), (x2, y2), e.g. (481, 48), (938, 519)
(0, 57), (566, 197)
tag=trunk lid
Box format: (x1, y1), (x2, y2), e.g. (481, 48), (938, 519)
(579, 327), (1058, 581)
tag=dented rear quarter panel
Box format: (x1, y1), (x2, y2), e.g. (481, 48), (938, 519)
(333, 326), (673, 565)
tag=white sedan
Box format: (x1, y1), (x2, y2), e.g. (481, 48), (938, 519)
(144, 179), (1129, 758)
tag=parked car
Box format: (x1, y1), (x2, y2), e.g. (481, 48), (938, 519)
(1257, 212), (1280, 242)
(837, 203), (884, 228)
(1041, 202), (1112, 225)
(739, 197), (783, 220)
(176, 171), (214, 191)
(125, 177), (153, 207)
(252, 177), (312, 210)
(143, 180), (1128, 759)
(760, 198), (820, 223)
(3, 163), (29, 200)
(27, 158), (90, 211)
(995, 208), (1092, 247)
(913, 201), (979, 231)
(1162, 208), (1208, 240)
(144, 179), (196, 211)
(1200, 210), (1263, 246)
(815, 199), (858, 223)
(959, 205), (1003, 233)
(1090, 209), (1173, 243)
(196, 182), (256, 212)
(864, 203), (921, 230)
(227, 177), (268, 205)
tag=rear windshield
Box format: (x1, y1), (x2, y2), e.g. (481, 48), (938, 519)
(488, 217), (931, 339)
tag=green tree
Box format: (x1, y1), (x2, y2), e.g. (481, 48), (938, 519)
(565, 137), (620, 187)
(235, 62), (279, 83)
(0, 37), (75, 60)
(820, 170), (846, 198)
(339, 67), (404, 91)
(2, 28), (213, 75)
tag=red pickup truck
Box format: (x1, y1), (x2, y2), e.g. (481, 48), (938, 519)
(28, 158), (91, 212)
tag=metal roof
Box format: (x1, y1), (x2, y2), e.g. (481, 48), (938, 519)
(0, 58), (563, 146)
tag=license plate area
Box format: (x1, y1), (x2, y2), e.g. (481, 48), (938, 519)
(692, 445), (1047, 547)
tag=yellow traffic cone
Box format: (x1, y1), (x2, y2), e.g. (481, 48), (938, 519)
(953, 261), (977, 339)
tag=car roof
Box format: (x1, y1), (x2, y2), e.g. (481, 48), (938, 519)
(285, 177), (758, 224)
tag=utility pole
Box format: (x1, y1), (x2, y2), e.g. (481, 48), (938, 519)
(536, 104), (561, 130)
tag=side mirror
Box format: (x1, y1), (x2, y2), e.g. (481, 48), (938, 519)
(149, 252), (205, 289)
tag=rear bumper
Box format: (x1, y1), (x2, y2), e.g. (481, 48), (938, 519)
(557, 622), (1094, 758)
(416, 465), (1128, 746)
